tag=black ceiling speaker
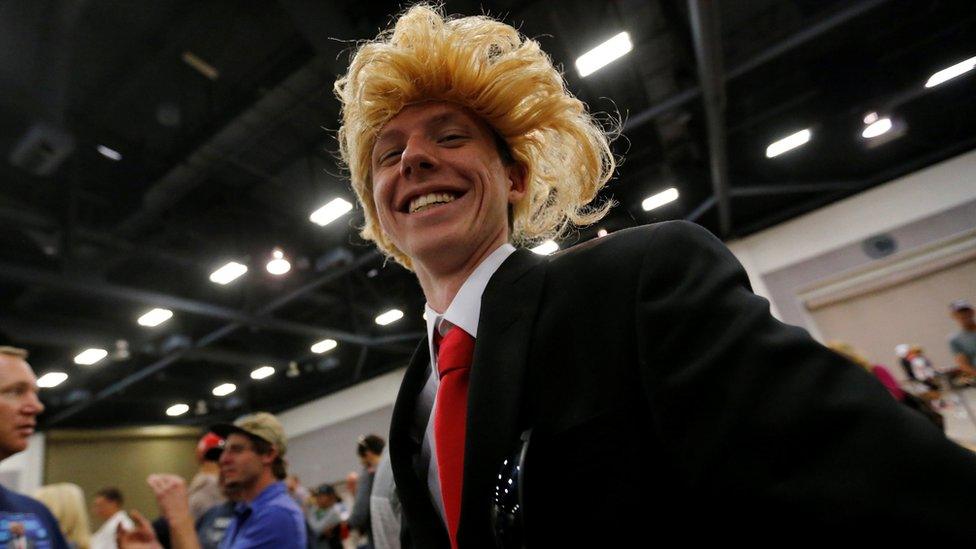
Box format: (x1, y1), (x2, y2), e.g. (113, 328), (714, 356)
(862, 233), (898, 259)
(8, 122), (76, 176)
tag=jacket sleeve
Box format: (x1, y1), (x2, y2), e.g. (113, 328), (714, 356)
(634, 221), (976, 532)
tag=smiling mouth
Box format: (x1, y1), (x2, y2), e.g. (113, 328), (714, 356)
(407, 192), (459, 214)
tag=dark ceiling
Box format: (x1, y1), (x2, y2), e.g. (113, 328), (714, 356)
(1, 0), (973, 428)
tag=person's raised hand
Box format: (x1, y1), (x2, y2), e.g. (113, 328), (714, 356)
(116, 510), (161, 549)
(147, 473), (192, 527)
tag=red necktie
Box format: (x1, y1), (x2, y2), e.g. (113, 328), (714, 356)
(434, 325), (475, 548)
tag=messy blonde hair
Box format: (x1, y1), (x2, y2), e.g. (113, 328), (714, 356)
(335, 3), (616, 269)
(34, 483), (92, 549)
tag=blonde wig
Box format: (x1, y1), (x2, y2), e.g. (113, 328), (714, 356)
(34, 483), (92, 549)
(335, 3), (616, 269)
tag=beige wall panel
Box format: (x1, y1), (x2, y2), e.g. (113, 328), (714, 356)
(809, 259), (976, 377)
(44, 427), (200, 528)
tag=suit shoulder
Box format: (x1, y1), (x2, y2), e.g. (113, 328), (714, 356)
(549, 221), (719, 264)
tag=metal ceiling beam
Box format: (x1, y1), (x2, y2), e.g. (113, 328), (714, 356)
(0, 261), (371, 346)
(623, 0), (891, 133)
(730, 182), (865, 197)
(688, 0), (731, 236)
(42, 248), (401, 426)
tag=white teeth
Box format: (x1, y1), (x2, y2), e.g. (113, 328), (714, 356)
(409, 192), (457, 213)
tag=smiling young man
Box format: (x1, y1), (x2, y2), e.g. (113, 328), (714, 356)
(335, 5), (976, 548)
(0, 346), (69, 549)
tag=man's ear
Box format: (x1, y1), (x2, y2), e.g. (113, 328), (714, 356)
(261, 446), (279, 466)
(507, 162), (527, 204)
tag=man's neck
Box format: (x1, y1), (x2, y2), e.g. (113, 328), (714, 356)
(241, 472), (277, 503)
(199, 461), (220, 475)
(414, 232), (508, 312)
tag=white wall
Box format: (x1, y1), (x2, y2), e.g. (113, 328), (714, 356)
(727, 148), (976, 277)
(278, 368), (405, 439)
(0, 433), (45, 494)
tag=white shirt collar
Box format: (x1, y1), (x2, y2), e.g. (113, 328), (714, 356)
(424, 243), (516, 350)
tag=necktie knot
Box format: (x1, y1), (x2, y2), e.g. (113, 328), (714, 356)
(436, 325), (475, 378)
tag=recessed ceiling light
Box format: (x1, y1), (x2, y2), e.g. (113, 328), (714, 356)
(250, 366), (275, 380)
(310, 339), (338, 354)
(74, 348), (107, 366)
(212, 383), (236, 397)
(209, 261), (248, 285)
(530, 240), (559, 255)
(137, 308), (173, 327)
(310, 198), (353, 226)
(597, 229), (609, 238)
(642, 187), (679, 211)
(37, 372), (68, 388)
(765, 128), (811, 158)
(924, 55), (975, 88)
(96, 145), (122, 161)
(576, 32), (633, 77)
(266, 249), (291, 276)
(862, 117), (892, 139)
(375, 309), (404, 326)
(166, 403), (190, 417)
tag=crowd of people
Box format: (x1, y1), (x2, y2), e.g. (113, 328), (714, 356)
(0, 375), (396, 549)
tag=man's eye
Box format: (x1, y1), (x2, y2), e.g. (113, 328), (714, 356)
(439, 134), (465, 143)
(380, 149), (402, 163)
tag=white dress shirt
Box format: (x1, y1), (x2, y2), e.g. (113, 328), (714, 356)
(91, 510), (134, 549)
(420, 243), (516, 525)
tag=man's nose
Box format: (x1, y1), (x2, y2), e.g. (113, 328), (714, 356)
(400, 136), (437, 179)
(25, 391), (44, 415)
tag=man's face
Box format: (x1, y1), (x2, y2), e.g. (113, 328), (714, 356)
(371, 101), (525, 272)
(218, 433), (271, 491)
(0, 355), (44, 460)
(91, 496), (117, 521)
(314, 493), (336, 508)
(952, 308), (975, 328)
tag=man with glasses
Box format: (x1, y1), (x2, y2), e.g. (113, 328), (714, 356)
(334, 4), (976, 547)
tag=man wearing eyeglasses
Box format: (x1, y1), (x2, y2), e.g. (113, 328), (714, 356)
(334, 5), (976, 547)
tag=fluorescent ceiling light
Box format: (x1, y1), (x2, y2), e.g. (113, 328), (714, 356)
(37, 372), (68, 388)
(310, 198), (353, 226)
(137, 308), (173, 327)
(97, 145), (122, 161)
(765, 129), (811, 158)
(209, 261), (248, 285)
(181, 51), (219, 80)
(576, 32), (633, 77)
(375, 309), (404, 326)
(74, 348), (107, 365)
(266, 249), (291, 275)
(862, 117), (892, 139)
(924, 55), (976, 88)
(250, 366), (275, 380)
(212, 383), (236, 397)
(166, 403), (189, 417)
(642, 187), (679, 211)
(530, 240), (559, 255)
(311, 339), (338, 354)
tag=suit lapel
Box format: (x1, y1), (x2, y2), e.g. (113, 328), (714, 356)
(457, 249), (547, 546)
(389, 339), (450, 546)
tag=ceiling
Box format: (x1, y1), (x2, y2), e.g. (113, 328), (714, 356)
(0, 0), (973, 428)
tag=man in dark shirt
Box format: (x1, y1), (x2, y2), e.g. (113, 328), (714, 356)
(0, 346), (68, 549)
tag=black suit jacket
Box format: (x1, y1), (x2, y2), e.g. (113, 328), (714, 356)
(389, 221), (976, 547)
